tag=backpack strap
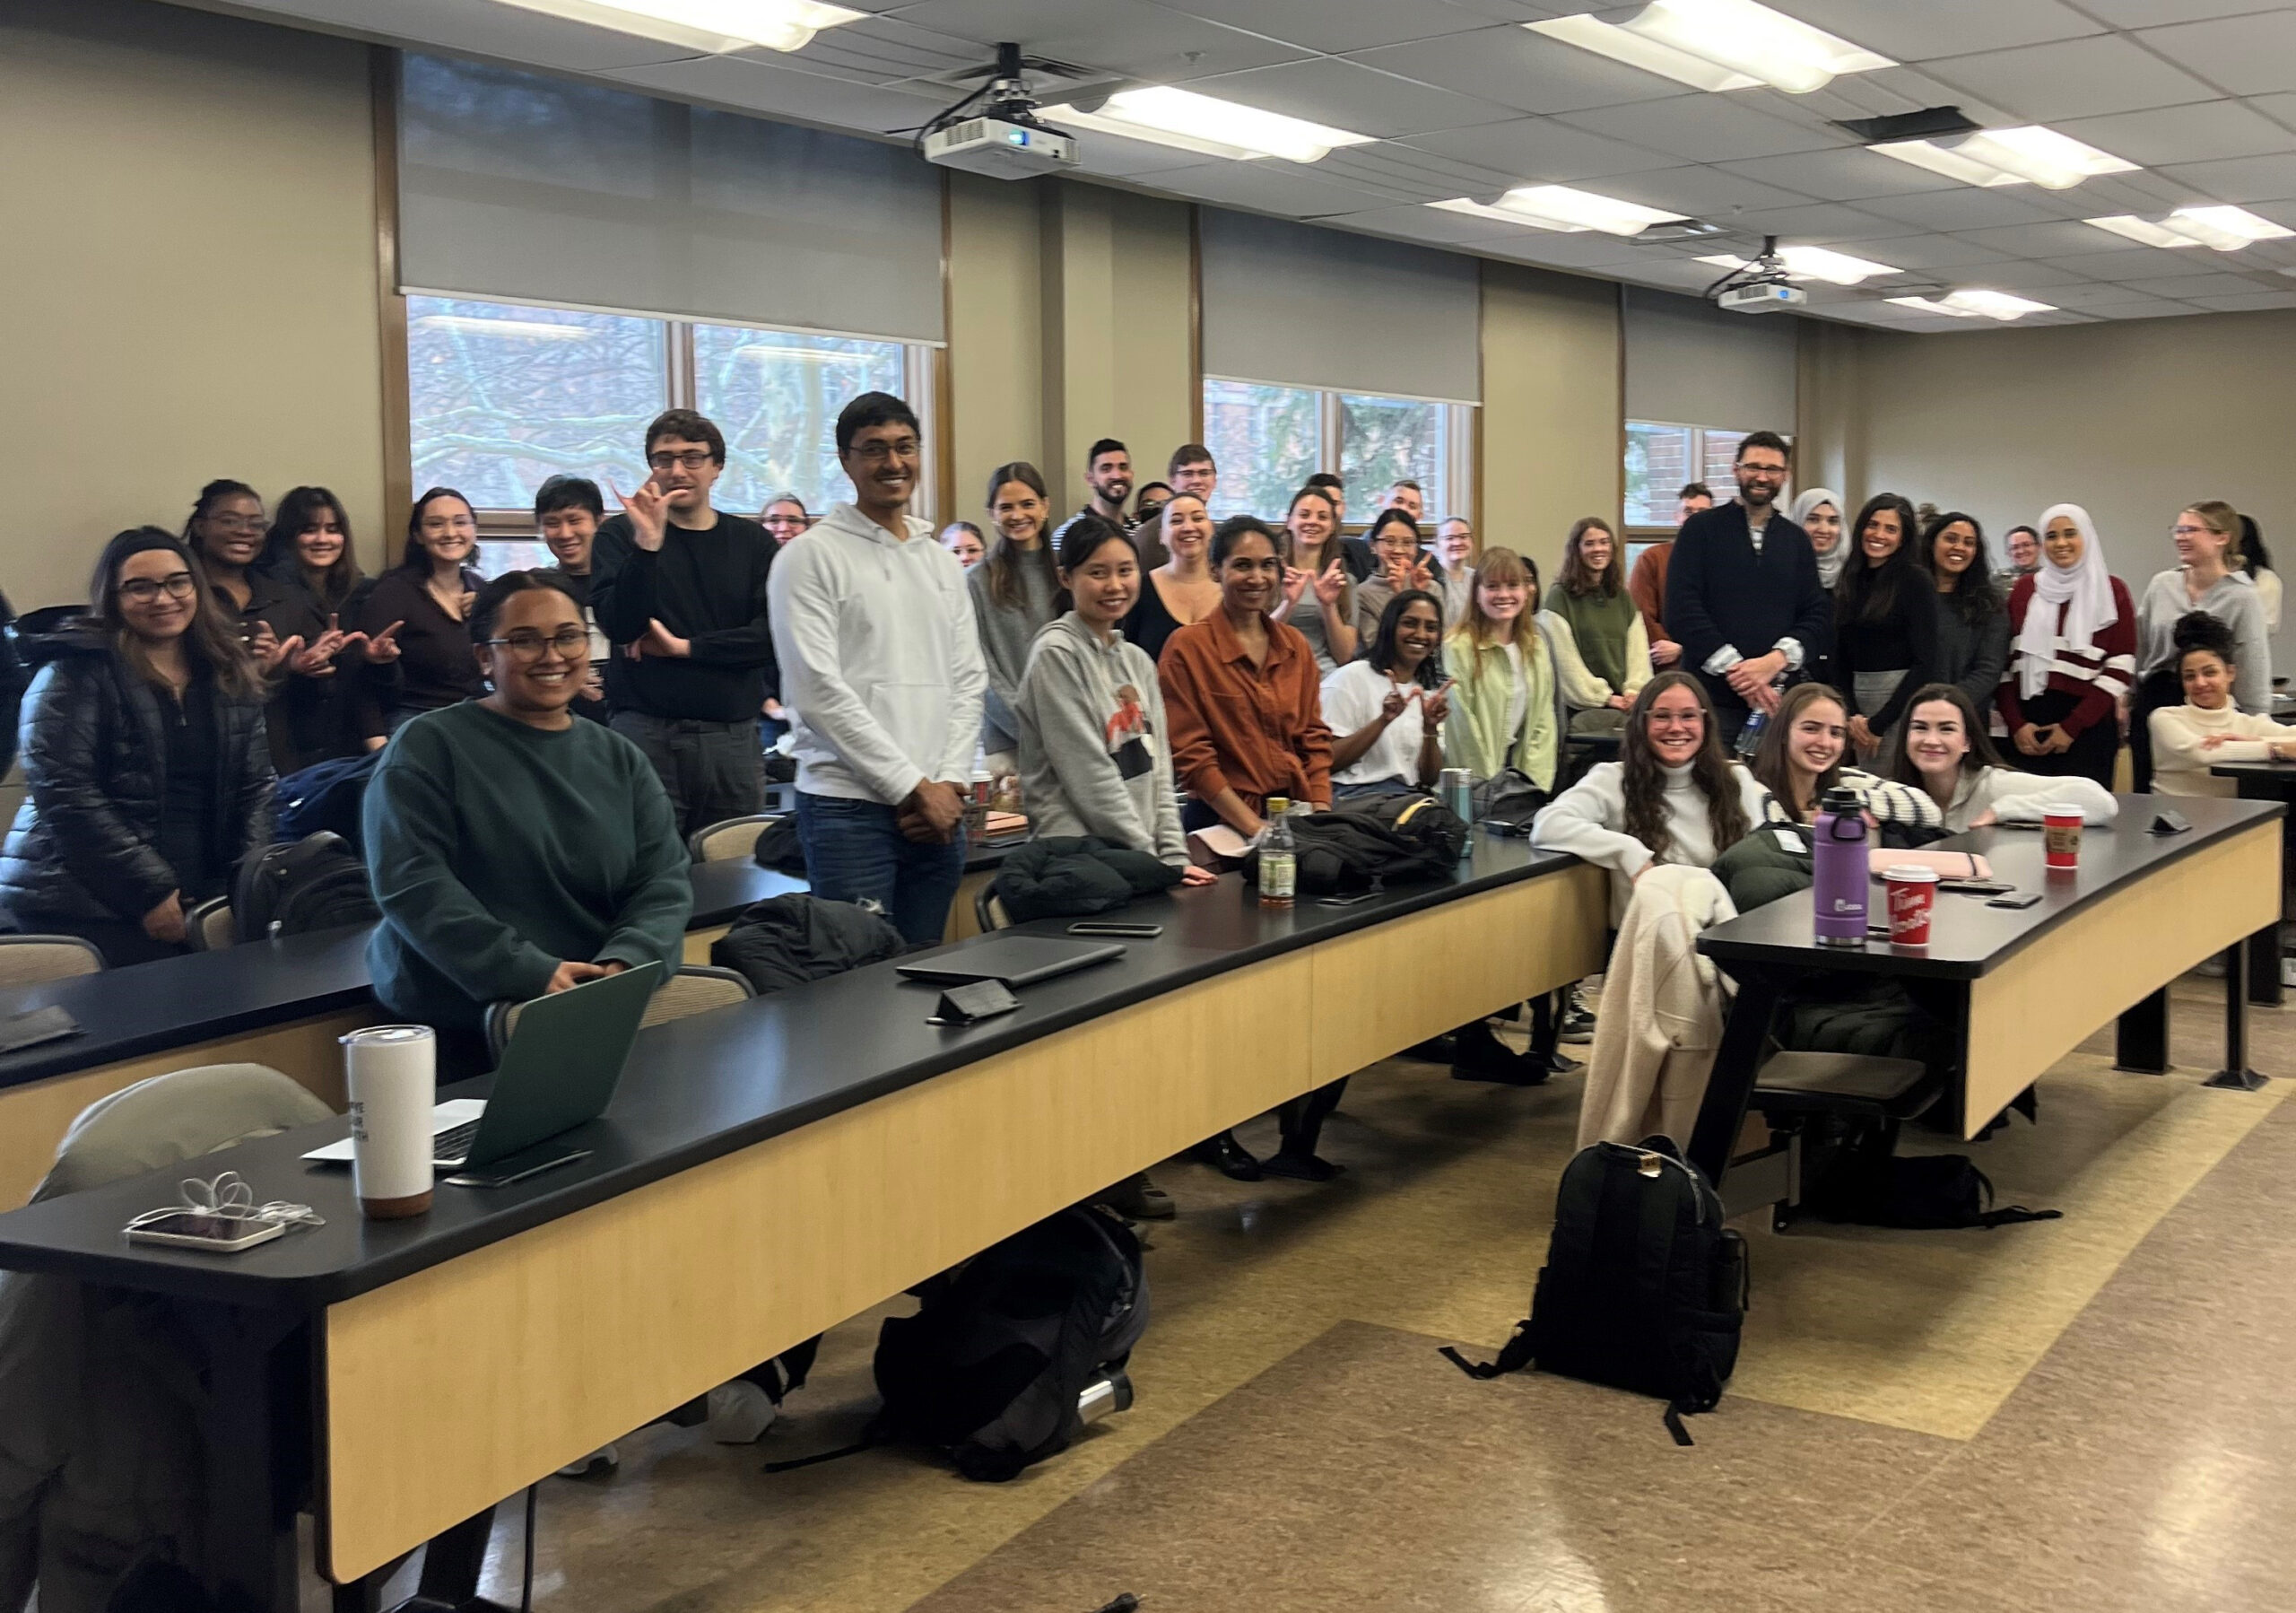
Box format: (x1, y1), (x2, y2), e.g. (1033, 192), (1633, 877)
(1438, 1323), (1537, 1380)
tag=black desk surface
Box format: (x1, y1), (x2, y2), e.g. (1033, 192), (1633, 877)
(0, 833), (1582, 1310)
(1698, 793), (2283, 981)
(0, 861), (802, 1098)
(2212, 760), (2296, 789)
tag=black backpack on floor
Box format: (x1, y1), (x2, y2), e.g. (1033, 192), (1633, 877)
(1445, 1136), (1748, 1444)
(873, 1206), (1149, 1481)
(232, 832), (379, 942)
(1247, 796), (1467, 896)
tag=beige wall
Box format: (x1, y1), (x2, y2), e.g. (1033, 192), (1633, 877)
(1845, 310), (2296, 668)
(0, 0), (387, 604)
(1479, 263), (1622, 580)
(944, 170), (1045, 524)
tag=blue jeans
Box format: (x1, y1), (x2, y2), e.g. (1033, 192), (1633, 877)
(795, 790), (967, 947)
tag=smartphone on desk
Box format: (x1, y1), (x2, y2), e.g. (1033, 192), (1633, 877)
(126, 1213), (285, 1253)
(1067, 921), (1163, 938)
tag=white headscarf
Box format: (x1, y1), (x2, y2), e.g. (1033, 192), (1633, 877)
(2018, 502), (2117, 699)
(1790, 489), (1845, 589)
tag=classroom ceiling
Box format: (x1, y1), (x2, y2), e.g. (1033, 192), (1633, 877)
(216, 0), (2296, 328)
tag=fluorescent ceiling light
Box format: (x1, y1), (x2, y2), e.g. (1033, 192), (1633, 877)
(2088, 208), (2294, 251)
(1885, 290), (2056, 321)
(1528, 0), (1890, 96)
(1695, 245), (1900, 285)
(1872, 126), (2137, 190)
(1431, 185), (1688, 237)
(1039, 87), (1371, 164)
(491, 0), (863, 54)
(1525, 15), (1758, 92)
(413, 314), (591, 341)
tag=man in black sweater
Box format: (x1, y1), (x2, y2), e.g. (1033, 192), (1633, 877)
(1663, 431), (1831, 745)
(591, 408), (778, 837)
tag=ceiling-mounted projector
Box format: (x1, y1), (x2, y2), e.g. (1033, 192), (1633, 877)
(1718, 281), (1806, 313)
(918, 42), (1091, 180)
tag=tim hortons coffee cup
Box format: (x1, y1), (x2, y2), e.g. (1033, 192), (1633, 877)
(1883, 865), (1941, 947)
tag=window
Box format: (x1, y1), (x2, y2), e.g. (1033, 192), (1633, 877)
(1623, 420), (1780, 529)
(405, 293), (937, 572)
(1202, 378), (1473, 524)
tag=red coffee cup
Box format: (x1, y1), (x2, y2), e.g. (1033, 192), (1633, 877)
(2043, 806), (2083, 869)
(1883, 865), (1940, 946)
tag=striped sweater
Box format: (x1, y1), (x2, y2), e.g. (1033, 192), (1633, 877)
(1757, 765), (1943, 836)
(1996, 574), (2137, 742)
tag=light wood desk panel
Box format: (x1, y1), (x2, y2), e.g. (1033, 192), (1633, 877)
(1963, 821), (2278, 1134)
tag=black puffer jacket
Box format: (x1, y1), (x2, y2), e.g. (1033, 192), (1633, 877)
(0, 613), (275, 926)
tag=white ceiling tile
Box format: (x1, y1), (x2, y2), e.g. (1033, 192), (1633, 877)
(1778, 0), (2106, 62)
(878, 0), (1308, 79)
(1148, 0), (1490, 54)
(1591, 167), (1819, 218)
(2157, 153), (2296, 203)
(2034, 246), (2226, 280)
(1187, 56), (1521, 139)
(1346, 29), (1702, 117)
(1723, 203), (1913, 241)
(2136, 13), (2296, 99)
(1716, 148), (1965, 204)
(1557, 97), (1852, 163)
(601, 55), (949, 133)
(2091, 300), (2211, 318)
(1950, 220), (2144, 258)
(2249, 93), (2296, 132)
(2184, 290), (2296, 310)
(2042, 280), (2188, 308)
(2077, 0), (2296, 23)
(1315, 146), (1503, 203)
(1144, 160), (1417, 219)
(1399, 118), (1683, 183)
(2051, 102), (2296, 170)
(1852, 187), (2069, 232)
(1918, 35), (2222, 122)
(1947, 259), (2093, 291)
(239, 0), (705, 70)
(1851, 234), (2018, 269)
(2130, 269), (2286, 297)
(1062, 126), (1238, 178)
(1322, 204), (1545, 248)
(781, 13), (992, 85)
(1486, 231), (1667, 270)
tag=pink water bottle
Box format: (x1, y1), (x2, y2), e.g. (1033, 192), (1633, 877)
(1811, 786), (1869, 947)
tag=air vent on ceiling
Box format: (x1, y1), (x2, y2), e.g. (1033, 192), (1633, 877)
(1637, 220), (1728, 240)
(1832, 106), (1982, 144)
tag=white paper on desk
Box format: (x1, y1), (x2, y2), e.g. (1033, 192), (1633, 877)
(1189, 824), (1251, 867)
(300, 1098), (486, 1164)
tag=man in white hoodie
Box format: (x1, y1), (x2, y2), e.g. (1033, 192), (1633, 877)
(769, 392), (987, 946)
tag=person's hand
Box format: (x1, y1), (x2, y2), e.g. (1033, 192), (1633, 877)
(2199, 733), (2230, 751)
(1311, 559), (1346, 609)
(1749, 675), (1785, 717)
(580, 668), (606, 703)
(248, 623), (291, 672)
(288, 615), (354, 676)
(2045, 725), (2075, 754)
(1606, 693), (1633, 711)
(1280, 565), (1311, 611)
(142, 891), (186, 945)
(1968, 807), (1999, 827)
(613, 478), (672, 553)
(1631, 864), (1649, 884)
(362, 620), (404, 665)
(545, 960), (613, 993)
(1407, 555), (1436, 592)
(900, 779), (964, 844)
(1378, 686), (1410, 726)
(1179, 864), (1218, 887)
(1722, 659), (1764, 701)
(1422, 680), (1453, 731)
(1848, 714), (1876, 753)
(1650, 638), (1681, 667)
(641, 618), (691, 658)
(762, 697), (785, 719)
(2013, 723), (2043, 757)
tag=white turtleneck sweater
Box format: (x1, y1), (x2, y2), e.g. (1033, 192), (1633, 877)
(2148, 702), (2288, 798)
(1534, 758), (1769, 921)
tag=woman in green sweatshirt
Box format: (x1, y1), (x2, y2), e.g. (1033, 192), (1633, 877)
(362, 571), (691, 1071)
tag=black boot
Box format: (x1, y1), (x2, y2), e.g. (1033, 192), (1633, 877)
(1527, 992), (1582, 1074)
(1450, 1018), (1548, 1086)
(1264, 1079), (1348, 1181)
(1189, 1129), (1262, 1181)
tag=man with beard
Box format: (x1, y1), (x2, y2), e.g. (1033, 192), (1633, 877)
(1080, 438), (1133, 529)
(770, 393), (986, 946)
(591, 408), (778, 834)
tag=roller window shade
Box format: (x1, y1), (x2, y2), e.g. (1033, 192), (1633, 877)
(1199, 209), (1479, 404)
(396, 53), (944, 343)
(1622, 286), (1796, 430)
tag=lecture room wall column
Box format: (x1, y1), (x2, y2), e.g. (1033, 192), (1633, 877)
(945, 170), (1046, 526)
(1478, 261), (1622, 581)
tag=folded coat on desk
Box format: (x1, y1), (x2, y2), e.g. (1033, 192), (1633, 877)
(1578, 866), (1737, 1153)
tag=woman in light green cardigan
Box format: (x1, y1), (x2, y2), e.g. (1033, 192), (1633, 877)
(1442, 545), (1564, 793)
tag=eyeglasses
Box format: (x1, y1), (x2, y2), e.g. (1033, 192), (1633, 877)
(648, 450), (717, 472)
(848, 437), (919, 464)
(484, 627), (590, 661)
(2170, 525), (2213, 539)
(117, 571), (198, 604)
(762, 514), (807, 530)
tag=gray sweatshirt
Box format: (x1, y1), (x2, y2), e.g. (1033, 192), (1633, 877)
(2136, 567), (2269, 711)
(969, 552), (1061, 755)
(1013, 615), (1187, 866)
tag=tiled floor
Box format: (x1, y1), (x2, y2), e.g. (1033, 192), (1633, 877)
(356, 976), (2296, 1613)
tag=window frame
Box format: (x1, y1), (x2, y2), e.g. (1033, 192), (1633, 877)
(1622, 418), (1790, 539)
(1202, 373), (1476, 529)
(401, 290), (941, 561)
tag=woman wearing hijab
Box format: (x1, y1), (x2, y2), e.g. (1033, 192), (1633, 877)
(1998, 503), (2135, 787)
(1792, 489), (1848, 590)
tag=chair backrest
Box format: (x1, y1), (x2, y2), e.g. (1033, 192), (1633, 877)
(185, 896), (234, 952)
(974, 885), (1011, 932)
(38, 1062), (333, 1202)
(486, 965), (757, 1059)
(687, 815), (779, 864)
(0, 934), (103, 987)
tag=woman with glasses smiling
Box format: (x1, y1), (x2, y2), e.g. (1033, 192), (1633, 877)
(0, 528), (274, 964)
(359, 486), (487, 733)
(363, 571), (689, 1073)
